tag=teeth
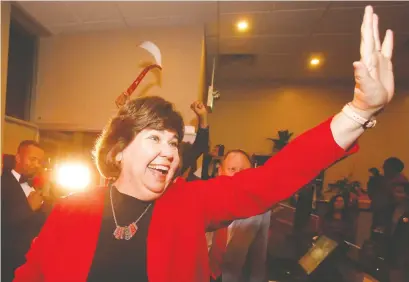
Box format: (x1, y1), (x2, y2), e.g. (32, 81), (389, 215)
(148, 164), (169, 171)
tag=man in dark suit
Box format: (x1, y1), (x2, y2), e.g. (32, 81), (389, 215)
(1, 140), (47, 282)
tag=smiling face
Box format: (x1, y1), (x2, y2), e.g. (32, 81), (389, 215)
(15, 144), (44, 177)
(94, 96), (185, 201)
(119, 128), (180, 201)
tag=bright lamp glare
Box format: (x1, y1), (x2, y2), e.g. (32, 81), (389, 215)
(237, 20), (249, 32)
(56, 163), (91, 191)
(310, 58), (320, 65)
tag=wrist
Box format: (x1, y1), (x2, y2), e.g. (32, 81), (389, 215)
(342, 103), (377, 129)
(199, 122), (208, 128)
(199, 116), (208, 128)
(350, 101), (382, 119)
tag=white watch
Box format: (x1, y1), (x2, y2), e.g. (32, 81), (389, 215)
(342, 103), (376, 129)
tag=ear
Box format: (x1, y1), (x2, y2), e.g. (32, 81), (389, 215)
(15, 153), (21, 165)
(218, 164), (223, 176)
(115, 152), (123, 163)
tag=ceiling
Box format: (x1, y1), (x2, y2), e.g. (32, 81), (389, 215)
(16, 1), (409, 82)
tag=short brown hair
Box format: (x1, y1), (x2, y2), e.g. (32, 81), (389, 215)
(94, 96), (184, 180)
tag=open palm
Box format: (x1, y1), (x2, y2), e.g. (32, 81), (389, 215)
(352, 6), (394, 114)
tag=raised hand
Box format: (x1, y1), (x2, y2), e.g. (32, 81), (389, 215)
(190, 100), (208, 128)
(27, 190), (44, 211)
(190, 101), (207, 117)
(352, 6), (394, 116)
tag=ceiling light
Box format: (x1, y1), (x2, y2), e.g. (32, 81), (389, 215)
(236, 20), (249, 32)
(310, 58), (320, 66)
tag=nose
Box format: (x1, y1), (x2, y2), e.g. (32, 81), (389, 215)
(235, 168), (245, 174)
(160, 143), (175, 161)
(32, 159), (40, 169)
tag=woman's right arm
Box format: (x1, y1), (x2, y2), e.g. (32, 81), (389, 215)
(13, 203), (62, 281)
(191, 5), (394, 230)
(190, 117), (358, 229)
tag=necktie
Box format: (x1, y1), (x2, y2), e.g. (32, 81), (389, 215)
(19, 175), (33, 186)
(208, 227), (227, 279)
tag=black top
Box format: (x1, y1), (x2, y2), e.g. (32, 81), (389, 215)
(87, 187), (153, 282)
(180, 126), (210, 175)
(321, 215), (355, 243)
(387, 202), (409, 267)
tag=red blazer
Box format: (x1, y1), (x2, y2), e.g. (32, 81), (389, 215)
(13, 118), (357, 282)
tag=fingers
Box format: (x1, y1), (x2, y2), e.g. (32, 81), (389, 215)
(381, 29), (394, 60)
(360, 6), (394, 61)
(190, 101), (198, 109)
(353, 61), (373, 84)
(191, 101), (205, 111)
(373, 14), (381, 51)
(360, 6), (375, 66)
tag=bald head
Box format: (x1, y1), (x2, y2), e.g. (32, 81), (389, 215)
(219, 150), (252, 177)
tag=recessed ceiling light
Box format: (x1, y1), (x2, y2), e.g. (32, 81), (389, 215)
(236, 20), (249, 32)
(310, 58), (320, 66)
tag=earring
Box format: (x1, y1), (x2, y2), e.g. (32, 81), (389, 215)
(115, 152), (123, 163)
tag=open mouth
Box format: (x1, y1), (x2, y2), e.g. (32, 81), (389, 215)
(147, 164), (169, 175)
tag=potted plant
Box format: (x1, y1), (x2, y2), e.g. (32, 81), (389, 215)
(327, 176), (363, 207)
(267, 130), (294, 152)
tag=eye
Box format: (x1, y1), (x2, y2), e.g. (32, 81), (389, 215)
(169, 141), (179, 148)
(148, 135), (160, 142)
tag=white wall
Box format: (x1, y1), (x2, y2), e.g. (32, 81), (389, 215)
(3, 117), (39, 154)
(32, 26), (205, 131)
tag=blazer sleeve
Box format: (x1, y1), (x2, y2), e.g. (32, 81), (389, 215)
(180, 127), (209, 174)
(13, 202), (62, 282)
(187, 117), (358, 228)
(190, 127), (209, 160)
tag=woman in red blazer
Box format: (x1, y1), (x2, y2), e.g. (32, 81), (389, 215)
(13, 6), (395, 282)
